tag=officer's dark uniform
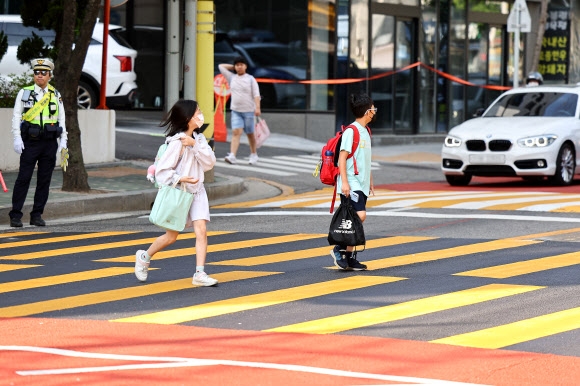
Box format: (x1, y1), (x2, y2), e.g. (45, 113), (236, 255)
(9, 59), (67, 227)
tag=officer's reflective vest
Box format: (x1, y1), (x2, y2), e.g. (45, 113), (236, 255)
(22, 84), (60, 125)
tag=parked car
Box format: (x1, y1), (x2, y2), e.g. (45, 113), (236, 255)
(233, 42), (307, 109)
(115, 26), (238, 108)
(0, 15), (138, 109)
(442, 85), (580, 186)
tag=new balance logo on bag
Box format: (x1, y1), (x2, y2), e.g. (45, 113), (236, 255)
(339, 219), (352, 230)
(313, 124), (371, 213)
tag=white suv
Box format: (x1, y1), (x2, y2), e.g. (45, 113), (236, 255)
(0, 15), (138, 109)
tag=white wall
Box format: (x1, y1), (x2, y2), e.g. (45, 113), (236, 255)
(0, 109), (116, 171)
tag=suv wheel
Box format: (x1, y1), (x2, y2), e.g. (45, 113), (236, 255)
(78, 80), (98, 109)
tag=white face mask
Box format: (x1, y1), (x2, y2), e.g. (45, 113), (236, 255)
(195, 113), (204, 127)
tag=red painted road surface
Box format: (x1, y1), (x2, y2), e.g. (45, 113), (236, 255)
(1, 318), (580, 385)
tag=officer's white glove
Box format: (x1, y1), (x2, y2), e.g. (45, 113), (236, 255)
(13, 136), (24, 154)
(58, 138), (67, 153)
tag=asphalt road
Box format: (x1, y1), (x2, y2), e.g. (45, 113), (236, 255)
(3, 124), (580, 384)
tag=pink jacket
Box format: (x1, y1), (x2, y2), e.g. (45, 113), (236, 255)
(155, 132), (216, 194)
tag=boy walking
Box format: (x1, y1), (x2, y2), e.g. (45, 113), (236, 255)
(331, 92), (376, 270)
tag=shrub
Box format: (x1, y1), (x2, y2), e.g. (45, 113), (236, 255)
(0, 73), (35, 108)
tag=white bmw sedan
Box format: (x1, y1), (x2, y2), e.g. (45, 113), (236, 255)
(442, 85), (580, 186)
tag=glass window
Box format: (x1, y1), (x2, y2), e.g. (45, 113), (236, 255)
(216, 0), (309, 111)
(4, 22), (55, 45)
(485, 92), (578, 117)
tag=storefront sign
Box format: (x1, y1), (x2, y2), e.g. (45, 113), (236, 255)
(539, 6), (570, 82)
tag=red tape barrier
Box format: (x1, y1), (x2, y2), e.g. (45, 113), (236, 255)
(256, 61), (511, 91)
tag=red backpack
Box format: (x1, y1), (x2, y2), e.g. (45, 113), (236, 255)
(315, 124), (370, 213)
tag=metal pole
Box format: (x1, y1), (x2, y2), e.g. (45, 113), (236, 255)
(184, 0), (197, 99)
(97, 0), (110, 109)
(513, 4), (521, 88)
(165, 0), (181, 111)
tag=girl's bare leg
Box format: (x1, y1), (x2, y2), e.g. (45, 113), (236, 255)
(147, 230), (179, 257)
(193, 219), (208, 266)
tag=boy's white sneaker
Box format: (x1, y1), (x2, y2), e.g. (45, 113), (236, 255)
(192, 271), (218, 287)
(225, 153), (237, 164)
(135, 250), (150, 282)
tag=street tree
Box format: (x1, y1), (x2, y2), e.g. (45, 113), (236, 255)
(18, 0), (102, 191)
(530, 0), (549, 73)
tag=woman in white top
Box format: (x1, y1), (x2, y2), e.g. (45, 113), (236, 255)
(135, 99), (218, 286)
(218, 56), (261, 165)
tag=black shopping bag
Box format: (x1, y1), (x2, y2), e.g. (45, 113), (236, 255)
(327, 201), (365, 247)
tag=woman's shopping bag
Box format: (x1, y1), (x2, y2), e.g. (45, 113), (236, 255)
(254, 117), (271, 148)
(327, 200), (366, 248)
(149, 182), (194, 232)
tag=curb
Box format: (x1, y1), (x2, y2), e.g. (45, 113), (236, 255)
(0, 173), (246, 225)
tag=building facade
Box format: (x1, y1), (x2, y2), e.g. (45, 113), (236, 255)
(2, 0), (579, 140)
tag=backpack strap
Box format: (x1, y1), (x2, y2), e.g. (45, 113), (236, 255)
(329, 183), (338, 213)
(342, 124), (361, 175)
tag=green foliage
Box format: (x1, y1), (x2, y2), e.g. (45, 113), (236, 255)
(0, 32), (7, 62)
(17, 32), (56, 66)
(0, 73), (34, 108)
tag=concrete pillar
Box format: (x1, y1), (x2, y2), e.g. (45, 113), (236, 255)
(184, 0), (197, 99)
(165, 0), (181, 111)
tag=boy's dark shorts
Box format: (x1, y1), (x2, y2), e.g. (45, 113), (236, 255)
(340, 190), (367, 212)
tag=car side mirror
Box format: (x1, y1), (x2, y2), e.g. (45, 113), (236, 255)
(474, 108), (485, 117)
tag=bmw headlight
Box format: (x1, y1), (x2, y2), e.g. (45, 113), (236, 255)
(444, 136), (462, 147)
(517, 135), (557, 148)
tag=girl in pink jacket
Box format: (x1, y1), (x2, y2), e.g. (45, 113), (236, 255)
(135, 99), (218, 286)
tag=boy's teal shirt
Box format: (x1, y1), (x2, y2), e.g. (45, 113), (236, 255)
(336, 121), (372, 197)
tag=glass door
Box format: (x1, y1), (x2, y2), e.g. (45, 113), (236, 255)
(369, 11), (417, 133)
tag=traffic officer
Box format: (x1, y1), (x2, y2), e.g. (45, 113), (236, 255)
(9, 58), (67, 227)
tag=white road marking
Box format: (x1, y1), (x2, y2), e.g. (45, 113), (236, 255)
(380, 192), (557, 208)
(214, 161), (295, 176)
(447, 194), (580, 209)
(1, 346), (485, 385)
(211, 210), (580, 223)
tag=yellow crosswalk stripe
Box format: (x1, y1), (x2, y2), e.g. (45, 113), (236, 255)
(0, 264), (41, 273)
(266, 284), (542, 334)
(99, 234), (325, 263)
(0, 271), (278, 318)
(0, 232), (230, 261)
(455, 251), (580, 278)
(211, 189), (326, 209)
(366, 239), (540, 270)
(0, 231), (138, 249)
(211, 236), (435, 266)
(0, 231), (49, 239)
(431, 307), (580, 349)
(0, 267), (137, 294)
(113, 275), (404, 325)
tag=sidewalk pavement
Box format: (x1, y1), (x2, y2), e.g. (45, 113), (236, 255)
(0, 130), (442, 228)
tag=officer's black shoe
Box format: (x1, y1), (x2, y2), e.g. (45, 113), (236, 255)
(10, 218), (23, 227)
(30, 217), (46, 227)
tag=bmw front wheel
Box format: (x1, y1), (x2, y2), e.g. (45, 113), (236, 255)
(549, 143), (575, 186)
(445, 174), (472, 186)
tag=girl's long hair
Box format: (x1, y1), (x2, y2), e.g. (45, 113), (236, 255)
(159, 99), (199, 137)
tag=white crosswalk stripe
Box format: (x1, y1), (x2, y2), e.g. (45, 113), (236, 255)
(215, 155), (380, 176)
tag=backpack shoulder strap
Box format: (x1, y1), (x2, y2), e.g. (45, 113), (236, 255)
(342, 124), (361, 175)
